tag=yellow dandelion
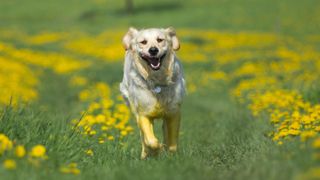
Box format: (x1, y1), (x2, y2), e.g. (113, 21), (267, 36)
(98, 138), (105, 144)
(107, 136), (114, 141)
(70, 168), (81, 175)
(15, 145), (26, 158)
(30, 144), (46, 158)
(289, 122), (300, 130)
(70, 76), (87, 86)
(3, 159), (16, 170)
(0, 134), (13, 154)
(101, 126), (108, 131)
(120, 130), (128, 137)
(313, 138), (320, 149)
(60, 163), (80, 175)
(288, 129), (300, 136)
(125, 126), (134, 132)
(300, 131), (316, 142)
(79, 90), (90, 101)
(86, 149), (94, 156)
(89, 130), (97, 136)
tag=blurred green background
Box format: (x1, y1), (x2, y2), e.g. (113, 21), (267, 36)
(1, 0), (319, 34)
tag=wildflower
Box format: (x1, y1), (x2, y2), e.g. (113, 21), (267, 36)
(60, 163), (80, 175)
(108, 136), (114, 141)
(300, 131), (316, 142)
(74, 82), (132, 143)
(3, 159), (16, 170)
(125, 126), (134, 132)
(0, 134), (13, 154)
(15, 145), (26, 158)
(26, 32), (65, 45)
(291, 111), (300, 120)
(313, 138), (320, 149)
(278, 129), (289, 138)
(30, 145), (46, 158)
(69, 76), (87, 86)
(208, 71), (227, 81)
(89, 130), (97, 136)
(301, 115), (312, 125)
(288, 129), (300, 136)
(79, 90), (90, 101)
(120, 130), (128, 137)
(88, 103), (100, 113)
(298, 167), (320, 179)
(289, 122), (300, 130)
(101, 126), (108, 131)
(0, 57), (38, 106)
(98, 138), (105, 144)
(86, 149), (94, 156)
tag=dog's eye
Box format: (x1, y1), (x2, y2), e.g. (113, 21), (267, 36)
(140, 40), (147, 45)
(157, 38), (164, 43)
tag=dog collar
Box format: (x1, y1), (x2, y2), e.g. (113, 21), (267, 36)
(153, 86), (161, 94)
(152, 82), (175, 94)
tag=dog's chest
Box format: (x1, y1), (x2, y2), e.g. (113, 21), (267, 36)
(135, 84), (181, 117)
(149, 89), (177, 117)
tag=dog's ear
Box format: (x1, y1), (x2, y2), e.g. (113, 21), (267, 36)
(165, 27), (180, 51)
(122, 27), (138, 50)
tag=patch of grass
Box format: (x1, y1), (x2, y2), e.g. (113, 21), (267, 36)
(1, 84), (314, 179)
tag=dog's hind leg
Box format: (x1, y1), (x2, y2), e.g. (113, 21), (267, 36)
(162, 120), (169, 150)
(164, 112), (181, 152)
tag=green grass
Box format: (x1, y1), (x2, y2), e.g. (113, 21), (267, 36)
(1, 0), (319, 34)
(0, 0), (319, 179)
(0, 80), (315, 180)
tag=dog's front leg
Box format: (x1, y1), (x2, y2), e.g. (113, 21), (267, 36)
(163, 112), (181, 152)
(137, 115), (160, 159)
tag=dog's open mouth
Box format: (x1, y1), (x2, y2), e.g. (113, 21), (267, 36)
(139, 53), (166, 71)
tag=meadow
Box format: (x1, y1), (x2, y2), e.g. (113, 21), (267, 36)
(0, 0), (320, 179)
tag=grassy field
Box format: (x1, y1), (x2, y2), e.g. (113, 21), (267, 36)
(0, 0), (320, 179)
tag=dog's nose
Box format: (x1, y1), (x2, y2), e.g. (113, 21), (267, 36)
(148, 47), (159, 56)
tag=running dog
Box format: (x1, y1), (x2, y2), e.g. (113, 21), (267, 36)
(120, 27), (185, 159)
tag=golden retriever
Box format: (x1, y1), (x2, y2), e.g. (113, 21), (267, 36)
(120, 27), (185, 159)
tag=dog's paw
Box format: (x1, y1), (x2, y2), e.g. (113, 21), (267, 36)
(140, 151), (148, 160)
(144, 138), (160, 150)
(168, 145), (177, 153)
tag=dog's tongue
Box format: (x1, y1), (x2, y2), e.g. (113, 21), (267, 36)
(150, 58), (161, 70)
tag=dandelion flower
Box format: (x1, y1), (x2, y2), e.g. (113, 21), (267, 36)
(0, 134), (13, 154)
(15, 145), (26, 158)
(60, 163), (80, 175)
(108, 136), (114, 141)
(120, 130), (128, 137)
(30, 145), (46, 158)
(3, 159), (16, 170)
(86, 149), (94, 156)
(98, 138), (105, 144)
(313, 138), (320, 149)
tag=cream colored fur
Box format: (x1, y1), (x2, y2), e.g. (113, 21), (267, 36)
(120, 27), (185, 159)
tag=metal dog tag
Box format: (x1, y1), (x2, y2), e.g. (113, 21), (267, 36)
(154, 86), (161, 94)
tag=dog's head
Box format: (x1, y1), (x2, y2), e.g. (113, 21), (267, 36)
(123, 27), (180, 71)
